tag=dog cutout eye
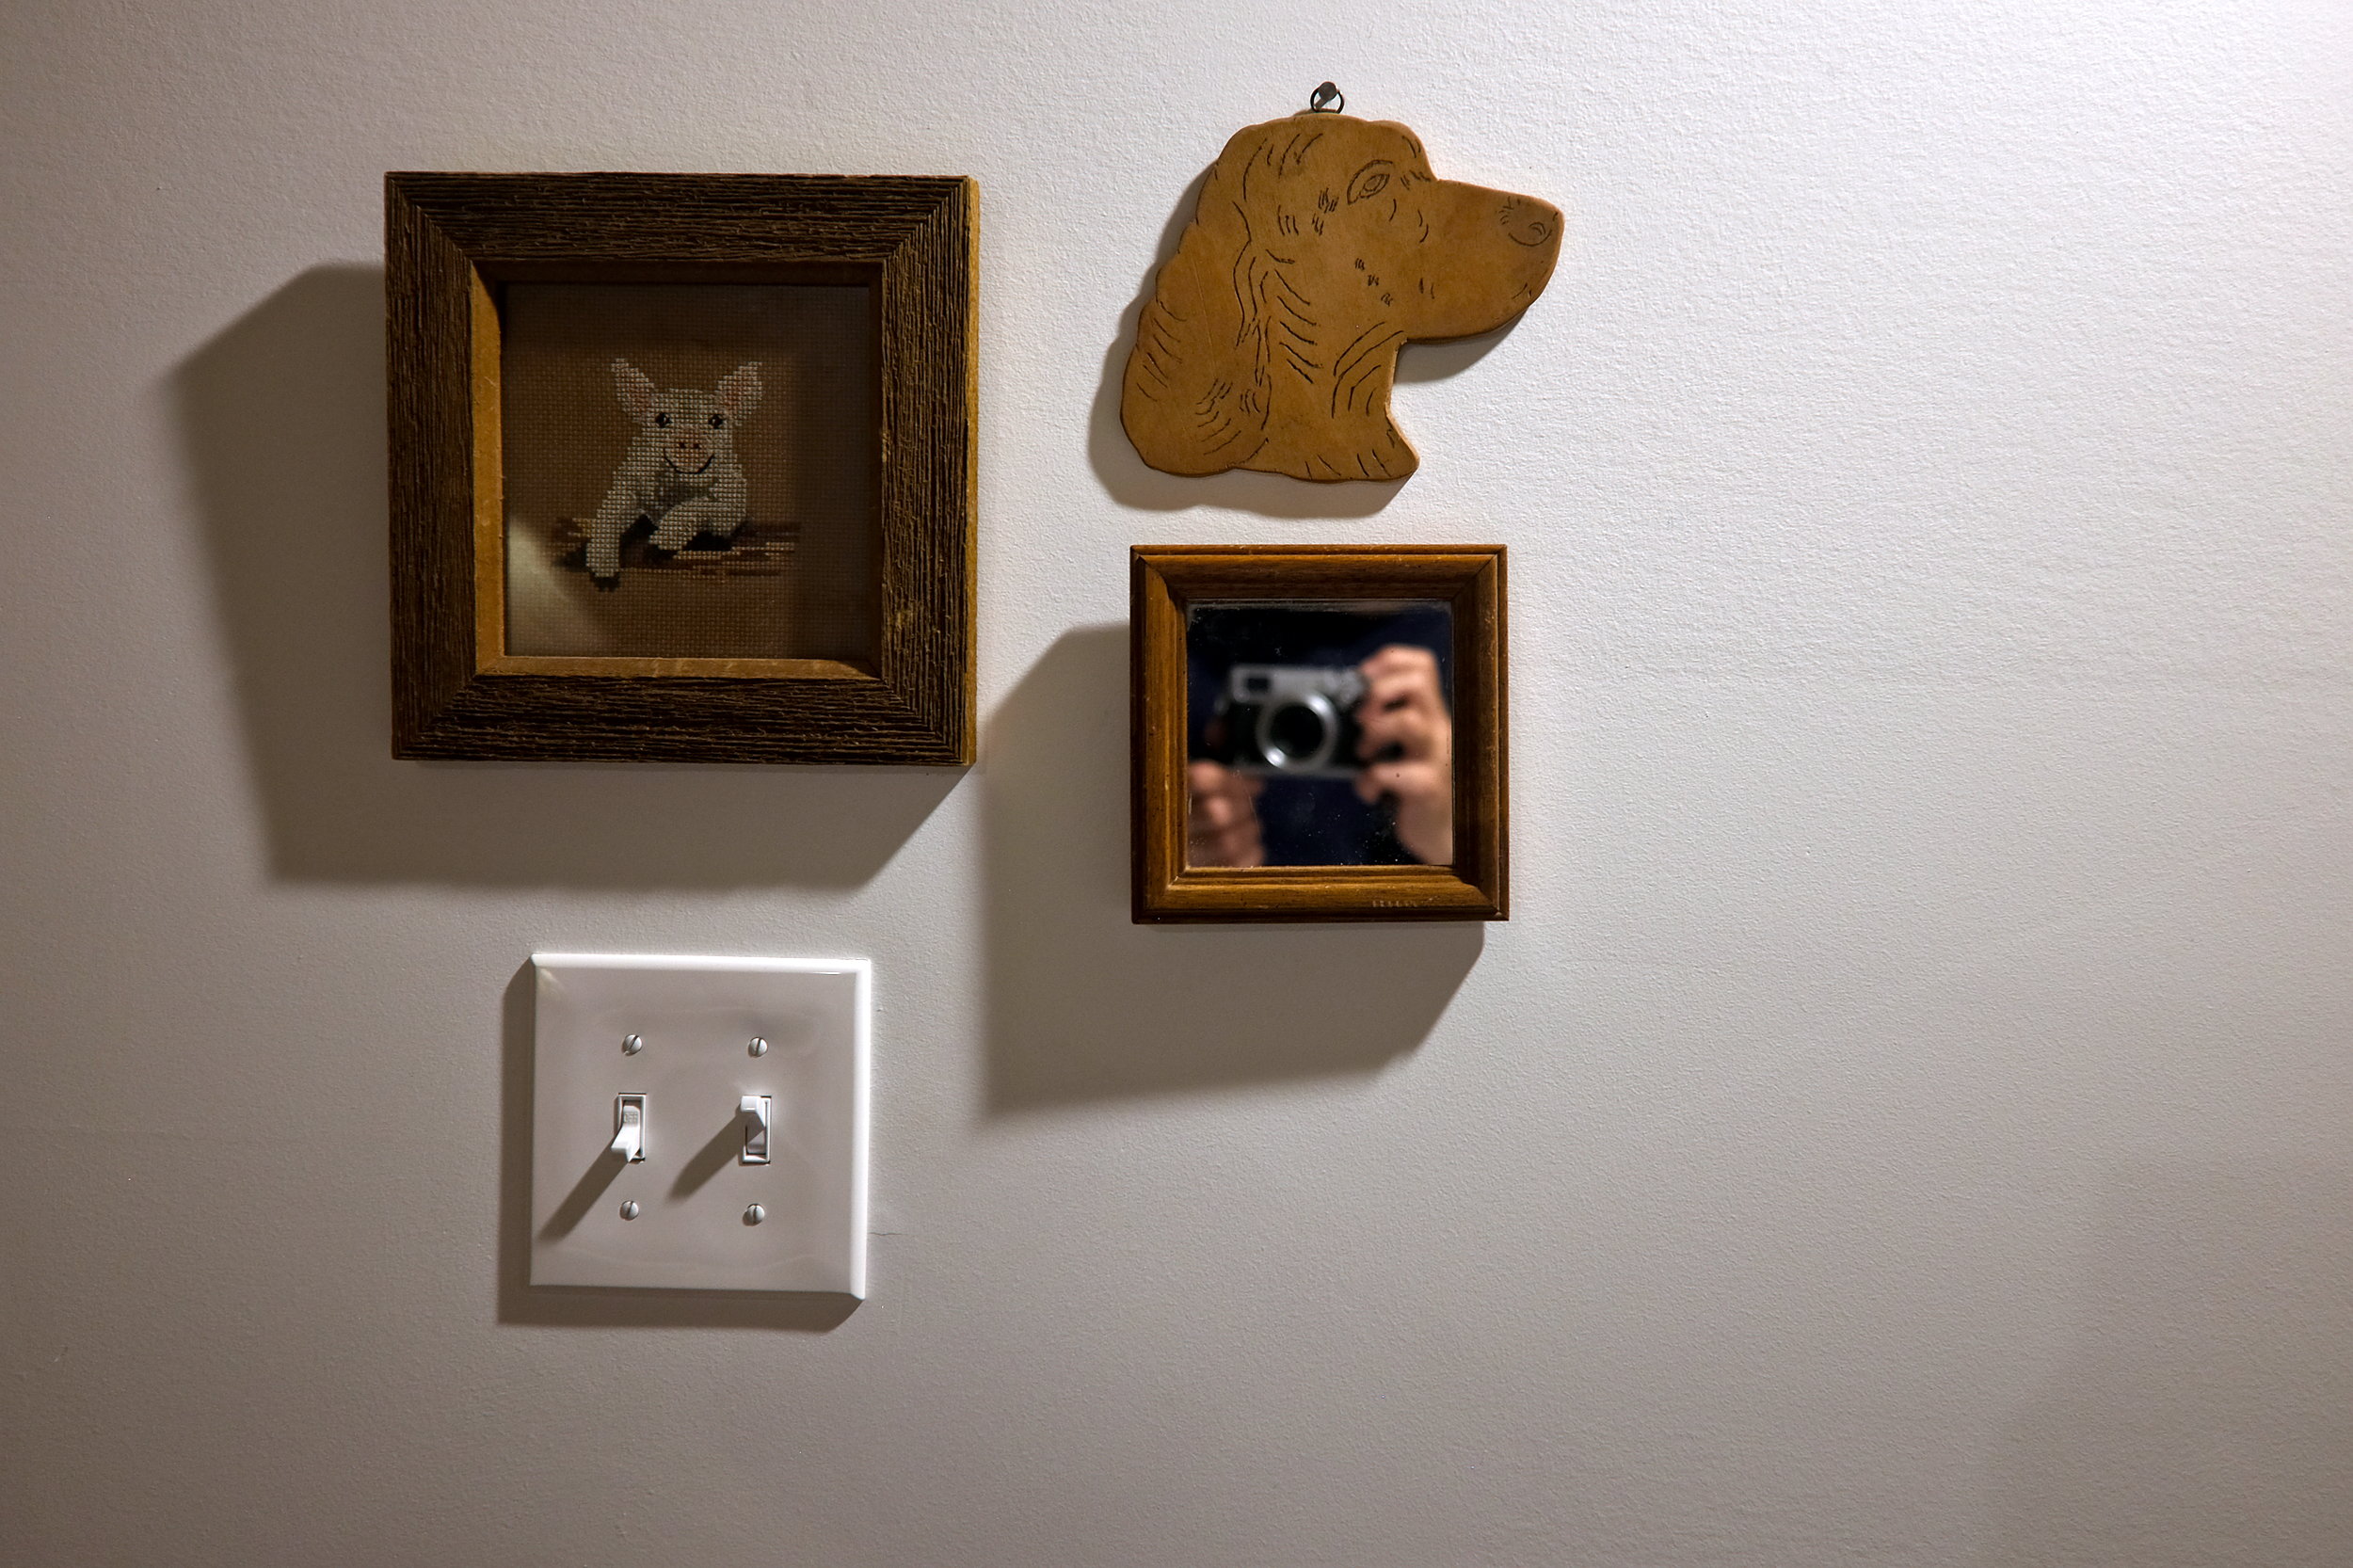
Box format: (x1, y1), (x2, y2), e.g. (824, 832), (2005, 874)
(708, 414), (726, 428)
(653, 411), (670, 427)
(1347, 161), (1395, 204)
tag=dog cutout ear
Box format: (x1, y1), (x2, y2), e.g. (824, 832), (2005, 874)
(1121, 122), (1288, 477)
(612, 359), (657, 419)
(716, 362), (762, 419)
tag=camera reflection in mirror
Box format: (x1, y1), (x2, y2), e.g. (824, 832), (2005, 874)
(1186, 601), (1454, 868)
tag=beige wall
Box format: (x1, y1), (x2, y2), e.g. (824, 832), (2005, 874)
(6, 2), (2350, 1563)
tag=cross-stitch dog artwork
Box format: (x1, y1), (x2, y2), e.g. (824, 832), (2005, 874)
(498, 282), (880, 664)
(1123, 113), (1561, 482)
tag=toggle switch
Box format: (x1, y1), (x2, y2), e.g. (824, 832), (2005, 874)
(611, 1094), (646, 1162)
(740, 1095), (772, 1164)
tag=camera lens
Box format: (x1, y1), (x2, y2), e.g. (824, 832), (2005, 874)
(1264, 700), (1331, 767)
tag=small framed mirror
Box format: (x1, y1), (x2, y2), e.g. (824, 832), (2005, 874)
(1131, 546), (1506, 922)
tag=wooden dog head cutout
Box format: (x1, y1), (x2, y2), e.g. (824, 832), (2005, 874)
(1124, 113), (1561, 482)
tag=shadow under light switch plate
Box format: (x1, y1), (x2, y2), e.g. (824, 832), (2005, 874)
(530, 954), (870, 1295)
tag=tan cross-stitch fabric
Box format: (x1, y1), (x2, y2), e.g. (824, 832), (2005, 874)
(500, 282), (879, 663)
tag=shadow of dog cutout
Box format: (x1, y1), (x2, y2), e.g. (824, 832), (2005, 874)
(1123, 112), (1561, 482)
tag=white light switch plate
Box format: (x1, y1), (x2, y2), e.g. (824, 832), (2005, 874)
(530, 954), (869, 1295)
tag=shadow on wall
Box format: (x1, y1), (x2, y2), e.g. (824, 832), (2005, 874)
(984, 626), (1481, 1110)
(1086, 161), (1518, 518)
(494, 966), (856, 1330)
(1983, 1161), (2353, 1566)
(170, 265), (954, 891)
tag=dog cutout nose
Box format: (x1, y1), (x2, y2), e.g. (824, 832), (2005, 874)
(1501, 200), (1560, 248)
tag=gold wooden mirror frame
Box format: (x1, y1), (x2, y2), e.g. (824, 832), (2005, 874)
(1131, 545), (1507, 922)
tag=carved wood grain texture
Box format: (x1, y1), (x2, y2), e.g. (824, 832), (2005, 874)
(1130, 545), (1508, 922)
(387, 172), (977, 763)
(1121, 114), (1561, 484)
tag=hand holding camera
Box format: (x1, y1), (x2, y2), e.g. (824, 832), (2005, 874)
(1350, 644), (1453, 865)
(1187, 760), (1267, 869)
(1190, 644), (1453, 866)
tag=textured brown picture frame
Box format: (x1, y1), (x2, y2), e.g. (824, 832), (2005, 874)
(387, 171), (976, 762)
(1132, 545), (1507, 922)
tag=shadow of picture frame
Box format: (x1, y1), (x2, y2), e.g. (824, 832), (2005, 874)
(173, 264), (964, 890)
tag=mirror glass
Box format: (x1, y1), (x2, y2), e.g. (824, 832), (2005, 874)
(1185, 600), (1455, 869)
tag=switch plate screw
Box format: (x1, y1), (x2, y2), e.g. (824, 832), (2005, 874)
(622, 1033), (644, 1055)
(619, 1201), (641, 1220)
(748, 1036), (769, 1057)
(744, 1205), (765, 1225)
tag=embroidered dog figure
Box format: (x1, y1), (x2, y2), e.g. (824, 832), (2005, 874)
(586, 360), (762, 587)
(1123, 114), (1561, 481)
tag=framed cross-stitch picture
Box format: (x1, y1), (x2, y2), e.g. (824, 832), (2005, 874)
(387, 172), (976, 763)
